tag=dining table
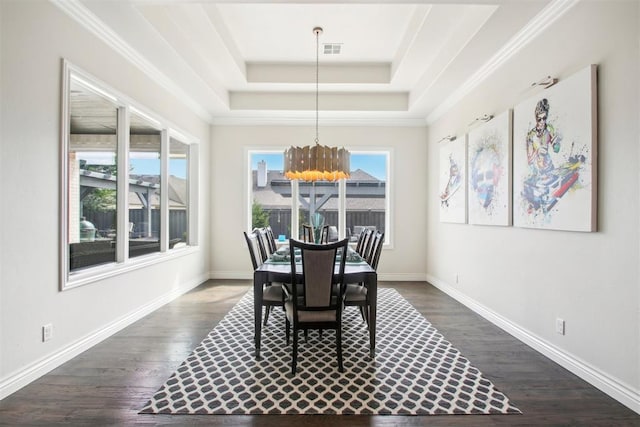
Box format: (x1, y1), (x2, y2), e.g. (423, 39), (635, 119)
(253, 245), (378, 360)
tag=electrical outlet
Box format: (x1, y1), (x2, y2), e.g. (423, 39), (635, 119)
(555, 318), (565, 335)
(42, 324), (53, 342)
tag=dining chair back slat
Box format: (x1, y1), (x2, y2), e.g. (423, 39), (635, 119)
(244, 231), (263, 269)
(354, 228), (369, 255)
(302, 224), (314, 243)
(254, 227), (273, 262)
(319, 225), (330, 244)
(369, 231), (385, 269)
(359, 228), (374, 259)
(265, 225), (277, 253)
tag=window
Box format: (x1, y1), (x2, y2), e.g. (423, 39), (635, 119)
(346, 152), (389, 244)
(67, 77), (119, 271)
(247, 149), (390, 245)
(169, 137), (190, 248)
(299, 180), (339, 241)
(128, 110), (162, 258)
(249, 151), (292, 241)
(61, 61), (198, 289)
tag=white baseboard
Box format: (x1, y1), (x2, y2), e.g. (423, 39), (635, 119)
(0, 273), (207, 401)
(377, 272), (426, 281)
(426, 274), (640, 415)
(209, 271), (251, 280)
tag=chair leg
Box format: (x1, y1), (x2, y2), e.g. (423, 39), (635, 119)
(358, 306), (366, 322)
(363, 304), (370, 327)
(263, 306), (271, 326)
(292, 327), (299, 375)
(285, 318), (290, 345)
(336, 326), (343, 373)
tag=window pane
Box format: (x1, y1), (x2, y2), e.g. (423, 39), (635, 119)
(128, 112), (161, 258)
(250, 152), (291, 241)
(299, 180), (339, 243)
(346, 153), (387, 243)
(169, 137), (189, 249)
(68, 78), (118, 271)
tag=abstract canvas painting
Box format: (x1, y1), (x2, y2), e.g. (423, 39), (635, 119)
(467, 110), (512, 226)
(439, 135), (467, 223)
(513, 65), (597, 232)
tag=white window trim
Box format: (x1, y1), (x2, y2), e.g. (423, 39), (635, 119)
(245, 147), (392, 248)
(60, 59), (199, 291)
(345, 149), (393, 249)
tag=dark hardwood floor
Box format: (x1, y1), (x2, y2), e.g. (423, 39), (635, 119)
(1, 280), (638, 426)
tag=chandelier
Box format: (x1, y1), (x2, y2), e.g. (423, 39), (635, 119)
(284, 27), (350, 182)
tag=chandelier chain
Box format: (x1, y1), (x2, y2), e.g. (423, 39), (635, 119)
(315, 27), (319, 145)
(282, 26), (349, 182)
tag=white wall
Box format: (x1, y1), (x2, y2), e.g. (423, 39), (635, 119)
(0, 1), (211, 398)
(209, 125), (428, 281)
(426, 0), (639, 411)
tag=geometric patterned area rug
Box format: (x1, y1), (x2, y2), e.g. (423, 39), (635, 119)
(140, 288), (521, 416)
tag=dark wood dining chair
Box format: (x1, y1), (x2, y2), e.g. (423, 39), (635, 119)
(368, 231), (385, 269)
(285, 238), (349, 374)
(355, 228), (373, 257)
(264, 225), (277, 253)
(344, 231), (384, 327)
(328, 225), (338, 242)
(244, 231), (284, 326)
(320, 225), (330, 244)
(254, 227), (274, 262)
(302, 223), (314, 243)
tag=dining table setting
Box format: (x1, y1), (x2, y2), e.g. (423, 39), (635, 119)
(253, 242), (378, 360)
(267, 243), (366, 263)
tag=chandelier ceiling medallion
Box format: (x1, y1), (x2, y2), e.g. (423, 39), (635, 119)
(283, 27), (350, 182)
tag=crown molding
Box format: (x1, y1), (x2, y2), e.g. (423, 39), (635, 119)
(211, 116), (427, 127)
(425, 0), (579, 125)
(51, 0), (215, 123)
(246, 62), (391, 84)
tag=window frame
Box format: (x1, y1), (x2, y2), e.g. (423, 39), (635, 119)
(60, 60), (199, 291)
(246, 147), (392, 248)
(345, 149), (392, 248)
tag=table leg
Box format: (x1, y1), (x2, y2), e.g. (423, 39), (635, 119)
(368, 273), (377, 358)
(254, 271), (264, 360)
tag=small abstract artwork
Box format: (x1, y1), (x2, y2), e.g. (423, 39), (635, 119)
(467, 110), (512, 226)
(439, 136), (467, 223)
(513, 65), (597, 232)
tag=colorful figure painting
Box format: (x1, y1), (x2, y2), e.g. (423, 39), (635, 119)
(467, 110), (512, 226)
(513, 65), (597, 232)
(439, 136), (466, 223)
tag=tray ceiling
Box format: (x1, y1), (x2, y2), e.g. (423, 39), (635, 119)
(56, 0), (575, 125)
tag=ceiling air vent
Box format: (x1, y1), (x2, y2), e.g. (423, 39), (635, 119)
(323, 43), (342, 55)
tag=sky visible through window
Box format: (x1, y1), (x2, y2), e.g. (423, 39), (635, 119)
(251, 152), (386, 180)
(130, 158), (187, 179)
(80, 152), (187, 179)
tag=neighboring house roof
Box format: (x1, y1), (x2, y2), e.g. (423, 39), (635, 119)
(252, 168), (386, 211)
(80, 170), (187, 209)
(128, 175), (187, 209)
